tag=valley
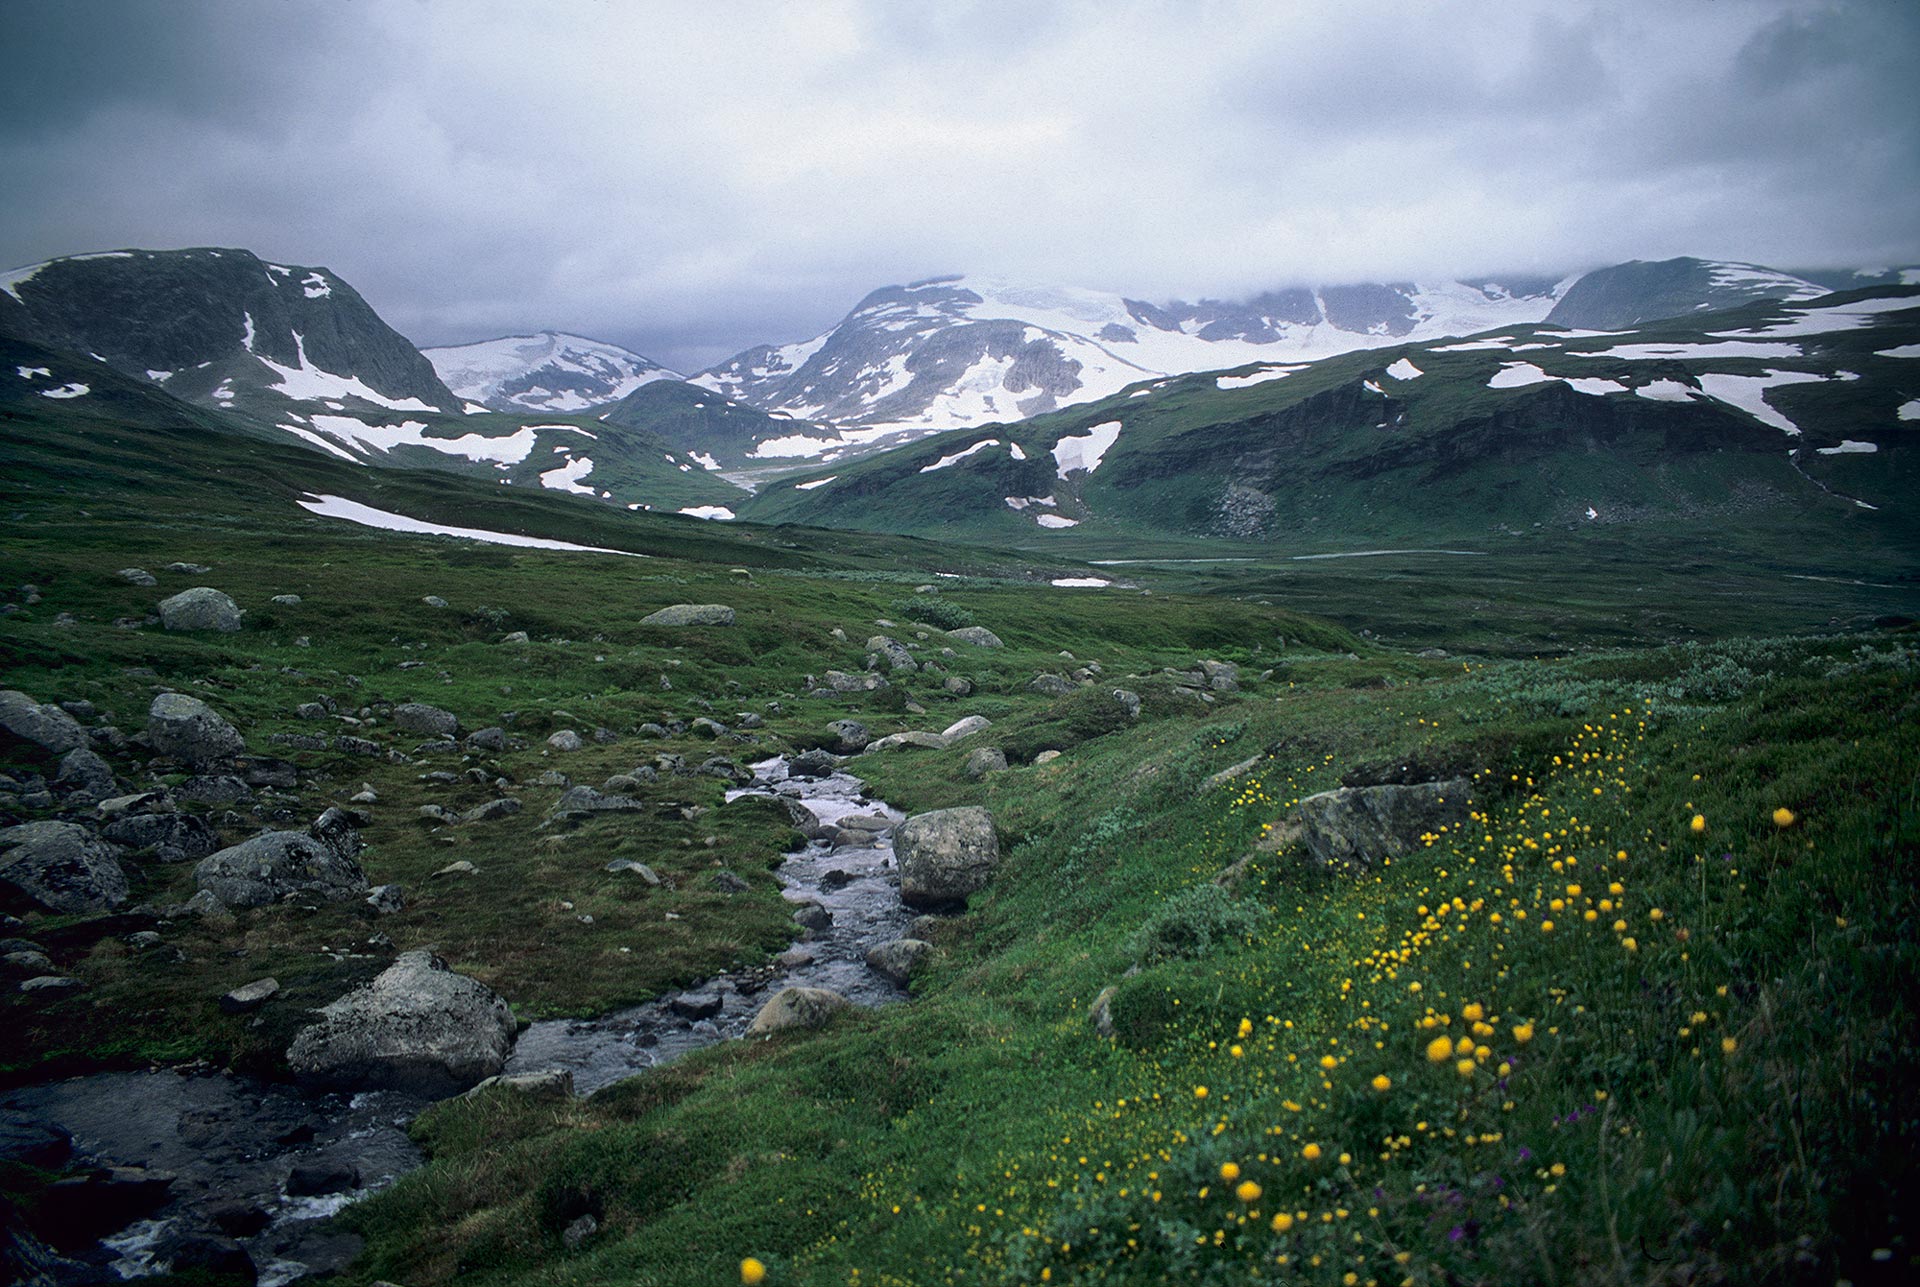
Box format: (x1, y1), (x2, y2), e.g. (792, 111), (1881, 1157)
(1, 244), (1916, 1287)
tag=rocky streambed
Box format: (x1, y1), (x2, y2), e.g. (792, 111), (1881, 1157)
(508, 755), (922, 1095)
(2, 754), (940, 1282)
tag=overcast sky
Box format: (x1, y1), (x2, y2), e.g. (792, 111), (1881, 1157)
(2, 0), (1915, 372)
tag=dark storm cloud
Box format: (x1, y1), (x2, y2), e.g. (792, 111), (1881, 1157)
(1, 0), (1915, 374)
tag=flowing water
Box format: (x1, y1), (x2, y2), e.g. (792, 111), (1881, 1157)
(2, 755), (916, 1280)
(507, 755), (917, 1095)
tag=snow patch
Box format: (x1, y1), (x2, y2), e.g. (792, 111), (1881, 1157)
(1708, 294), (1914, 339)
(1875, 343), (1920, 359)
(750, 433), (846, 458)
(1816, 440), (1878, 454)
(1034, 513), (1080, 528)
(538, 456), (597, 494)
(1433, 337), (1515, 352)
(1897, 400), (1920, 421)
(677, 506), (736, 520)
(1004, 494), (1057, 511)
(1052, 421), (1121, 477)
(689, 451), (721, 471)
(297, 414), (591, 463)
(1634, 380), (1696, 403)
(1487, 362), (1556, 389)
(920, 439), (1001, 473)
(146, 369), (173, 382)
(463, 401), (491, 415)
(260, 331), (439, 412)
(1692, 370), (1829, 435)
(39, 382), (89, 399)
(1575, 340), (1803, 362)
(1050, 577), (1110, 588)
(302, 272), (332, 299)
(794, 475), (838, 491)
(297, 493), (642, 556)
(1216, 364), (1304, 390)
(1009, 442), (1027, 460)
(16, 366), (50, 379)
(241, 312), (257, 352)
(1385, 358), (1423, 380)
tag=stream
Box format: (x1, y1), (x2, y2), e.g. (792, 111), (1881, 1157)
(507, 755), (917, 1094)
(1, 755), (916, 1281)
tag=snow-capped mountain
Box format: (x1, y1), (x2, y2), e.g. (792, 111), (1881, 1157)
(423, 331), (680, 414)
(0, 247), (463, 417)
(691, 274), (1573, 447)
(739, 284), (1920, 541)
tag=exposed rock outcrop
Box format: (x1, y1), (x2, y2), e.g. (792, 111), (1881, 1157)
(286, 950), (515, 1096)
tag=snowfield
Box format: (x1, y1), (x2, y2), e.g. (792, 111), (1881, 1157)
(296, 494), (642, 556)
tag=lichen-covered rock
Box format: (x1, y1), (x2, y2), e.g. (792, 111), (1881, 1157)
(102, 811), (218, 863)
(392, 703), (459, 739)
(0, 821), (130, 914)
(865, 938), (934, 984)
(1287, 779), (1473, 872)
(896, 806), (1000, 909)
(639, 604), (736, 626)
(0, 690), (87, 755)
(146, 693), (245, 767)
(947, 627), (1003, 648)
(825, 719), (870, 754)
(193, 812), (368, 908)
(158, 587), (243, 632)
(865, 635), (917, 673)
(745, 986), (851, 1037)
(286, 951), (515, 1097)
(940, 715), (991, 743)
(963, 746), (1008, 780)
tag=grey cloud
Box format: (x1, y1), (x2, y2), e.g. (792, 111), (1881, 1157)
(0, 0), (1915, 374)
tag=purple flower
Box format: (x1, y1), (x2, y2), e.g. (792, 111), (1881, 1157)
(1448, 1225), (1466, 1242)
(1516, 1147), (1533, 1162)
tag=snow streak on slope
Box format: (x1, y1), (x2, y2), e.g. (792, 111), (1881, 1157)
(297, 494), (642, 556)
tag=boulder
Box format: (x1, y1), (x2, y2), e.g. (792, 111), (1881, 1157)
(1028, 673), (1075, 697)
(814, 670), (887, 694)
(270, 594), (302, 606)
(1088, 985), (1119, 1038)
(640, 604), (736, 627)
(745, 986), (850, 1037)
(865, 636), (917, 673)
(1286, 778), (1474, 872)
(942, 676), (975, 697)
(554, 785), (646, 816)
(896, 806), (1000, 909)
(118, 568), (158, 586)
(393, 703), (459, 739)
(0, 690), (87, 755)
(947, 627), (1003, 648)
(193, 813), (368, 908)
(147, 693), (245, 768)
(787, 748), (840, 779)
(825, 720), (870, 754)
(219, 977), (280, 1014)
(1199, 659), (1240, 693)
(1111, 688), (1142, 721)
(461, 1069), (574, 1102)
(458, 798), (521, 824)
(0, 821), (130, 914)
(285, 950), (515, 1096)
(466, 727), (508, 752)
(940, 715), (991, 743)
(55, 747), (116, 798)
(102, 812), (218, 862)
(865, 938), (934, 984)
(158, 587), (243, 632)
(547, 730), (583, 752)
(867, 731), (951, 753)
(963, 746), (1008, 780)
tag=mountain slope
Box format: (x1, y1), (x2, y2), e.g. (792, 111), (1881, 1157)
(423, 331), (680, 414)
(1544, 257), (1829, 330)
(0, 246), (461, 416)
(739, 286), (1920, 548)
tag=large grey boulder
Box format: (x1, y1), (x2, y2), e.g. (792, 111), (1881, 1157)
(286, 951), (515, 1097)
(158, 587), (244, 632)
(147, 694), (245, 768)
(963, 746), (1007, 780)
(193, 812), (368, 908)
(392, 703), (459, 739)
(825, 719), (871, 754)
(640, 604), (736, 627)
(551, 785), (647, 816)
(896, 806), (1000, 909)
(745, 986), (850, 1037)
(947, 627), (1003, 648)
(0, 690), (87, 755)
(55, 747), (116, 799)
(0, 822), (130, 914)
(940, 715), (991, 743)
(102, 812), (218, 863)
(1286, 779), (1474, 872)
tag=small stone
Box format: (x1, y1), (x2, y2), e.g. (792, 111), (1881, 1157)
(668, 991), (724, 1020)
(432, 860), (478, 878)
(562, 1213), (598, 1251)
(220, 977), (280, 1014)
(1034, 749), (1063, 765)
(270, 594), (302, 606)
(422, 595), (448, 608)
(118, 568), (157, 586)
